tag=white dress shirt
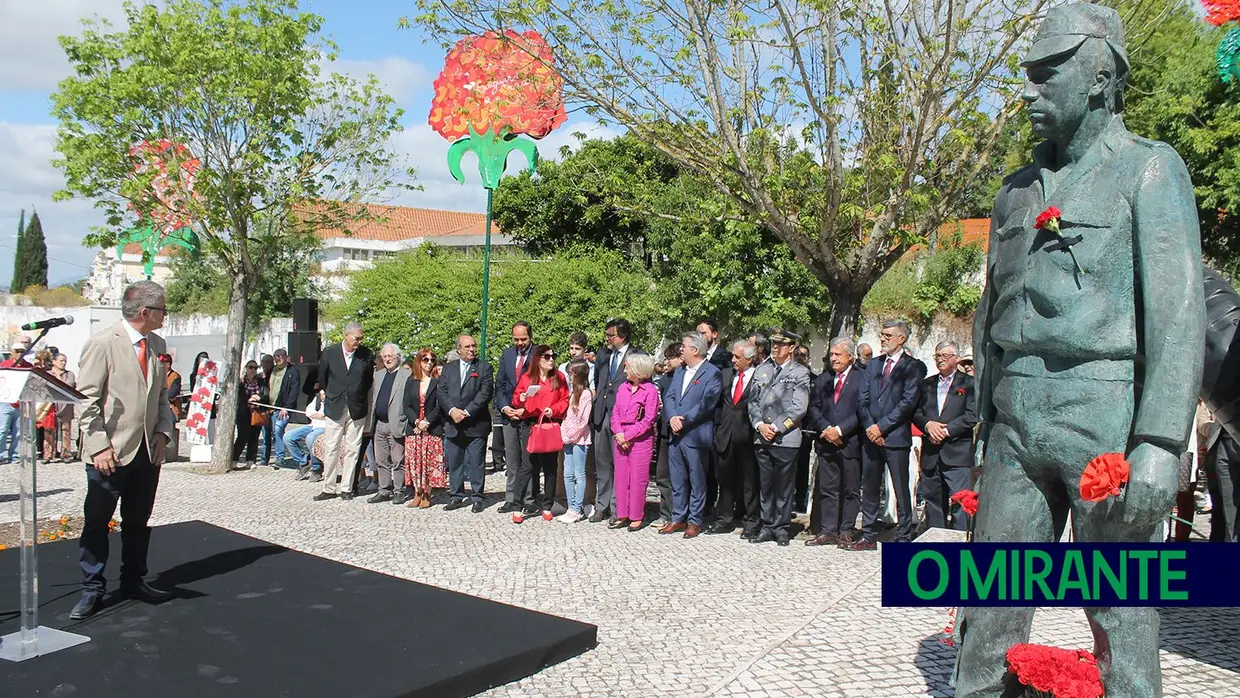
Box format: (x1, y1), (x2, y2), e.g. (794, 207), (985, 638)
(936, 373), (954, 415)
(731, 366), (755, 400)
(681, 361), (699, 397)
(459, 359), (472, 387)
(343, 346), (354, 370)
(122, 321), (148, 359)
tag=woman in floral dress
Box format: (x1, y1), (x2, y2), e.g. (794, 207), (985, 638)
(403, 348), (445, 508)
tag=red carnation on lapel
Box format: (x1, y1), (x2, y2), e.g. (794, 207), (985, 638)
(955, 387), (967, 396)
(1034, 206), (1062, 233)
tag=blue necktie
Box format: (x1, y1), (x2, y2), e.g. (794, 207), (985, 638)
(610, 350), (620, 379)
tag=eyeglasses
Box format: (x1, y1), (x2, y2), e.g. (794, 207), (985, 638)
(605, 332), (619, 339)
(246, 365), (257, 370)
(420, 357), (434, 363)
(145, 306), (167, 313)
(934, 353), (956, 360)
(542, 354), (556, 360)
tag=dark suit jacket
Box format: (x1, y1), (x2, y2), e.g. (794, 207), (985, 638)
(859, 352), (927, 449)
(714, 367), (757, 452)
(704, 344), (732, 371)
(272, 365), (302, 410)
(591, 345), (647, 430)
(437, 360), (494, 439)
(808, 367), (867, 459)
(319, 343), (375, 421)
(663, 361), (723, 449)
(402, 376), (444, 437)
(912, 370), (978, 467)
(494, 346), (532, 425)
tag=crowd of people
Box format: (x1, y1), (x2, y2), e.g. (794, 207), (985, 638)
(227, 316), (989, 548)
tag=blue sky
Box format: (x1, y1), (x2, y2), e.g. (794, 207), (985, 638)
(0, 0), (613, 287)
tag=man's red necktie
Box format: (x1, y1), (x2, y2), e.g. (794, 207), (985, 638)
(732, 372), (745, 405)
(138, 338), (148, 379)
(881, 358), (894, 385)
(515, 352), (525, 377)
(833, 374), (845, 403)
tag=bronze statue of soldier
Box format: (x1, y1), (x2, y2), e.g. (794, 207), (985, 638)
(960, 4), (1206, 697)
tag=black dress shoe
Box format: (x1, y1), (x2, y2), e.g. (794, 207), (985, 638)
(339, 492), (354, 501)
(705, 522), (734, 535)
(471, 501), (485, 513)
(122, 581), (171, 602)
(69, 592), (104, 620)
(295, 465), (311, 481)
(497, 502), (519, 514)
(740, 526), (759, 540)
(775, 533), (791, 547)
(587, 509), (610, 523)
(392, 491), (411, 506)
(444, 499), (469, 511)
(749, 530), (776, 544)
(312, 492), (337, 501)
(366, 491), (393, 504)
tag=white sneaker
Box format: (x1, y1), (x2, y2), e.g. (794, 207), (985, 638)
(557, 511), (582, 524)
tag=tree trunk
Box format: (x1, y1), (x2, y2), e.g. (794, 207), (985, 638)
(826, 288), (864, 340)
(207, 269), (251, 473)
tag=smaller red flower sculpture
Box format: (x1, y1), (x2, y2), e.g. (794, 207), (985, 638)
(950, 489), (979, 516)
(1080, 453), (1131, 503)
(1034, 206), (1063, 234)
(1006, 644), (1103, 698)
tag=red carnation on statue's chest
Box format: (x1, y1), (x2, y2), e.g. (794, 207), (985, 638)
(1034, 205), (1062, 232)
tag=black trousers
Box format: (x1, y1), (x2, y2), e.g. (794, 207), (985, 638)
(1208, 432), (1240, 542)
(756, 444), (798, 535)
(861, 443), (914, 541)
(490, 420), (506, 470)
(233, 416), (260, 462)
(794, 438), (813, 512)
(80, 442), (161, 592)
(815, 450), (862, 536)
(919, 447), (972, 530)
(714, 439), (756, 526)
(656, 434), (673, 521)
(515, 450), (558, 512)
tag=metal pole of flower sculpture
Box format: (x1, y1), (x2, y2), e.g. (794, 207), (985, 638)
(428, 30), (567, 357)
(120, 139), (204, 278)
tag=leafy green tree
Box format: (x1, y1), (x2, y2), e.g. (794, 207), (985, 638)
(11, 209), (49, 292)
(410, 0), (1051, 336)
(331, 244), (662, 362)
(52, 0), (413, 472)
(166, 229), (323, 331)
(494, 135), (830, 338)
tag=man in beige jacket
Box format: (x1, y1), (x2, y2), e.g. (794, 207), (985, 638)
(71, 281), (176, 620)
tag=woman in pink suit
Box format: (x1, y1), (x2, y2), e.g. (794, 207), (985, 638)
(609, 353), (660, 531)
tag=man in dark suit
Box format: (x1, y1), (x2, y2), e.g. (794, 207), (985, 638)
(845, 319), (926, 549)
(495, 322), (534, 513)
(437, 334), (494, 513)
(807, 338), (868, 546)
(654, 343), (683, 526)
(660, 331), (723, 538)
(913, 341), (977, 531)
(710, 340), (759, 535)
(591, 318), (645, 523)
(312, 321), (375, 502)
(697, 320), (732, 371)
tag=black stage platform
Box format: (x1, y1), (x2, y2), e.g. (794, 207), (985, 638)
(0, 520), (596, 697)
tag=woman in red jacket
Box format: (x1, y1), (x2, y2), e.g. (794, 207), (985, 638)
(511, 344), (569, 523)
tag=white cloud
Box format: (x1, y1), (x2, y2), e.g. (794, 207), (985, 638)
(0, 122), (105, 286)
(327, 56), (431, 108)
(391, 119), (623, 213)
(0, 0), (130, 92)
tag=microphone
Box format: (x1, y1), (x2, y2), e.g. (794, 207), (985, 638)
(20, 316), (75, 331)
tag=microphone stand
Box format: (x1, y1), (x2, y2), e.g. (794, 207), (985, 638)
(15, 327), (52, 364)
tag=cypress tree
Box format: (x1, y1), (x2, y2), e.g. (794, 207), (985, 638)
(9, 209), (24, 292)
(11, 208), (49, 292)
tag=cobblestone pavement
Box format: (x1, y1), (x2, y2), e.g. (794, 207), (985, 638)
(3, 460), (1237, 697)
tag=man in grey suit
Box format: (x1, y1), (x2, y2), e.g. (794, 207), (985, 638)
(71, 281), (175, 619)
(368, 343), (411, 504)
(747, 328), (811, 546)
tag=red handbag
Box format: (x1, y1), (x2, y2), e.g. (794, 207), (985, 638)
(526, 414), (564, 454)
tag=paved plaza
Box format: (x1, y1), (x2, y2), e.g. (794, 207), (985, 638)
(3, 459), (1239, 697)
